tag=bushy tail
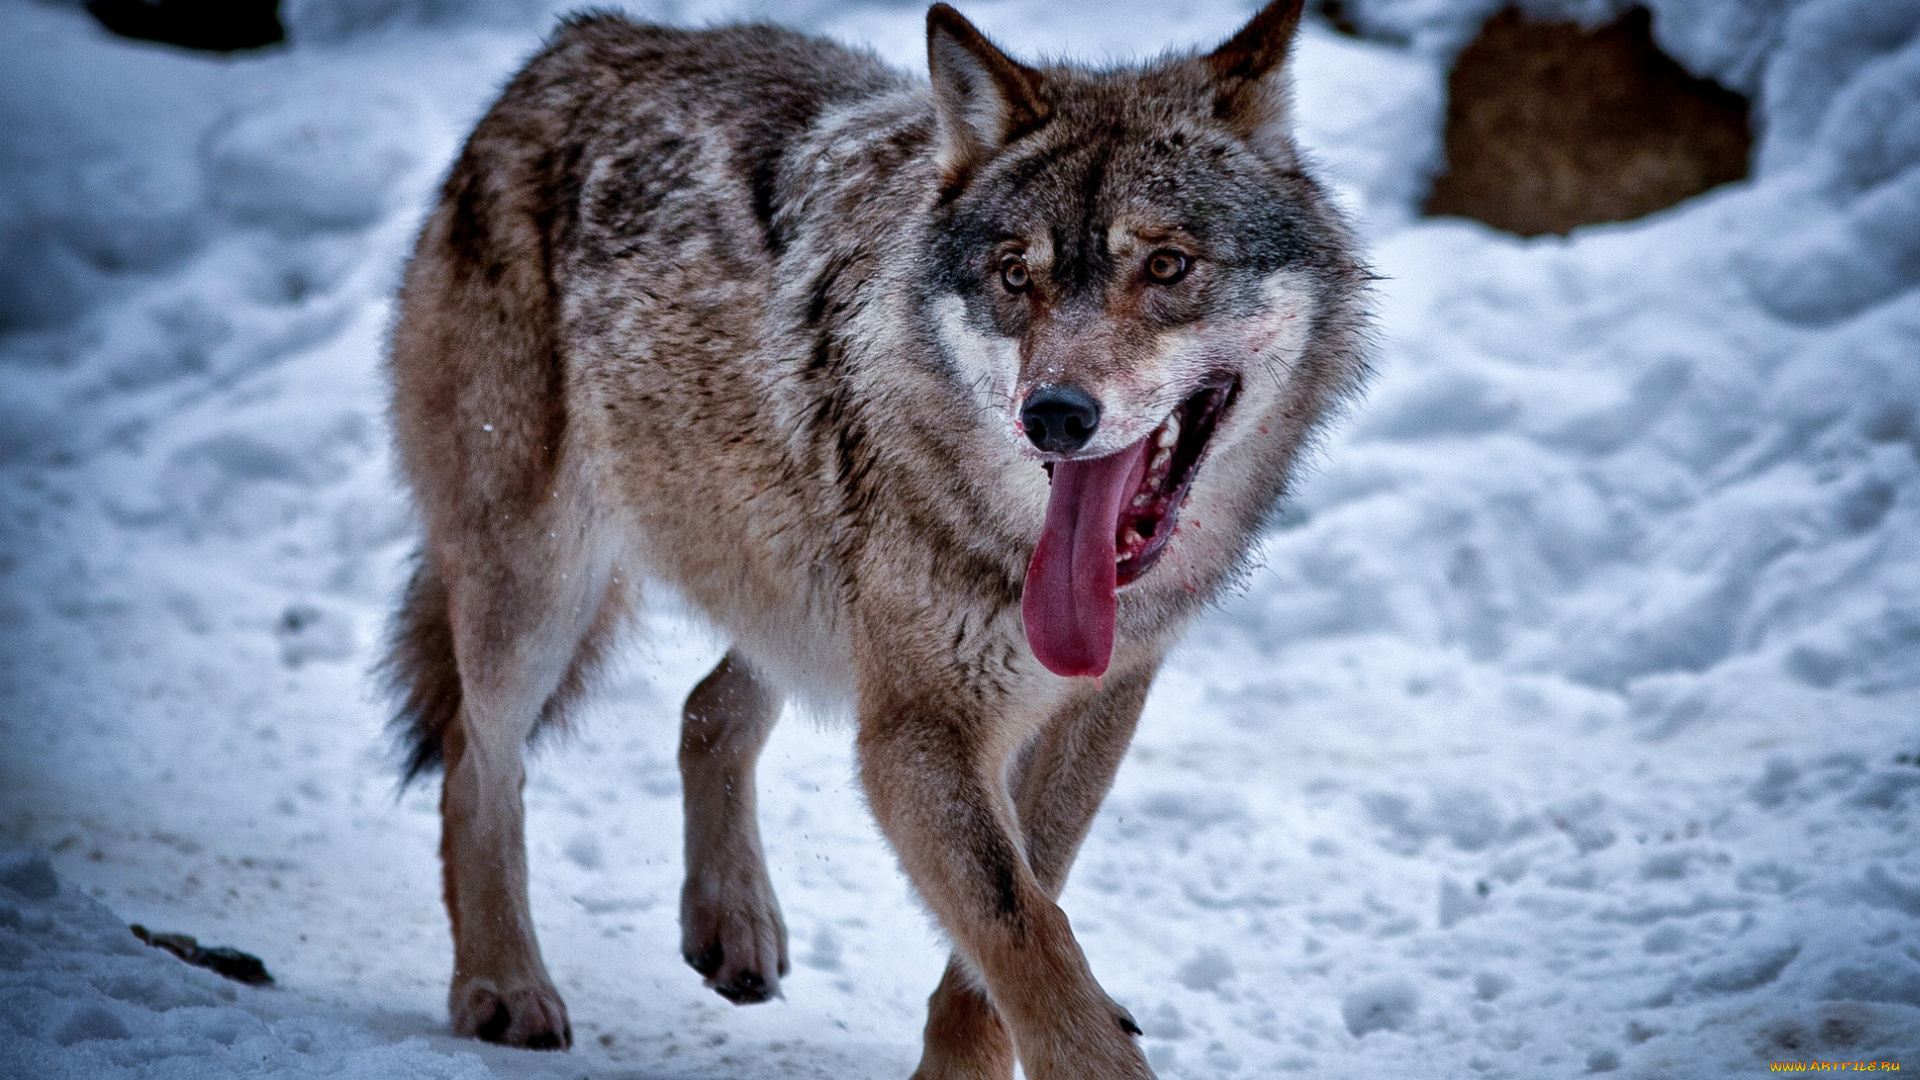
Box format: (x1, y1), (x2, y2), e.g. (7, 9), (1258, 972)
(383, 556), (461, 784)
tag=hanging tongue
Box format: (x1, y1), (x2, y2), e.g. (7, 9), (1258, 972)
(1022, 438), (1151, 678)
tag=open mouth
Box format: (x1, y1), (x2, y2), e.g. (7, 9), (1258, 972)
(1113, 380), (1235, 587)
(1022, 379), (1237, 679)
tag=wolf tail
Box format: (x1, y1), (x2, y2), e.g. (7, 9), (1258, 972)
(380, 34), (588, 783)
(384, 556), (461, 784)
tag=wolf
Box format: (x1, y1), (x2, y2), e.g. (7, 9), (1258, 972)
(383, 1), (1369, 1076)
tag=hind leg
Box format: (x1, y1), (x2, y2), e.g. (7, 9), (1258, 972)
(437, 519), (621, 1050)
(678, 650), (788, 1003)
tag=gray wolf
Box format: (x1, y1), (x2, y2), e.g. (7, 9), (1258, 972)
(383, 2), (1369, 1075)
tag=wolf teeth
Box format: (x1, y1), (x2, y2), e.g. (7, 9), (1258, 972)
(1150, 448), (1172, 474)
(1156, 417), (1180, 449)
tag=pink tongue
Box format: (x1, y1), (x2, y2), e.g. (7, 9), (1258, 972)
(1022, 439), (1151, 678)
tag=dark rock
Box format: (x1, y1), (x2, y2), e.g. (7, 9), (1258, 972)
(131, 923), (274, 985)
(86, 0), (284, 53)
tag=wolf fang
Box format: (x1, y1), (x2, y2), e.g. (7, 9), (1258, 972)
(383, 1), (1369, 1075)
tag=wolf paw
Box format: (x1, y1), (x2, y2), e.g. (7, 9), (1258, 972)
(681, 873), (788, 1004)
(451, 978), (571, 1050)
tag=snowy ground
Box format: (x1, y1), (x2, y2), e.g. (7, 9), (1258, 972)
(3, 0), (1919, 1076)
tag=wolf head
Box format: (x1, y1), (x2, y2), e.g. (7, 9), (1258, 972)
(917, 1), (1365, 677)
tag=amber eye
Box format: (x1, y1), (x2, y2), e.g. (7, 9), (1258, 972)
(1146, 250), (1189, 284)
(999, 254), (1031, 293)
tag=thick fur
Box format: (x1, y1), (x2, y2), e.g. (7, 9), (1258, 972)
(384, 2), (1368, 1076)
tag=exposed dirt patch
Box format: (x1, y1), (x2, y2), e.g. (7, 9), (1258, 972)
(1425, 6), (1751, 236)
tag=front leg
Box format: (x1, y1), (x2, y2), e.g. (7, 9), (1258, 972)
(857, 678), (1153, 1080)
(910, 666), (1156, 1080)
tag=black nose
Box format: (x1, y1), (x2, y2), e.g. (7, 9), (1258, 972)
(1021, 385), (1101, 453)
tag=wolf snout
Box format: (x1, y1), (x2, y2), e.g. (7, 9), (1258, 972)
(1021, 385), (1101, 453)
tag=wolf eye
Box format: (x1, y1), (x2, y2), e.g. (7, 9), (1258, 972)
(999, 254), (1031, 293)
(1146, 250), (1189, 284)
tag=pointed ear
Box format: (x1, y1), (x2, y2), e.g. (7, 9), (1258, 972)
(1206, 0), (1307, 159)
(926, 3), (1049, 193)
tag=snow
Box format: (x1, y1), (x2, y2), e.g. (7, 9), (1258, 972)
(2, 0), (1918, 1076)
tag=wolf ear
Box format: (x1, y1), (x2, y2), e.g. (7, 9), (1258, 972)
(927, 3), (1049, 193)
(1206, 0), (1307, 160)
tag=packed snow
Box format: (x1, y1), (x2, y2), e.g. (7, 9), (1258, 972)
(2, 0), (1918, 1076)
